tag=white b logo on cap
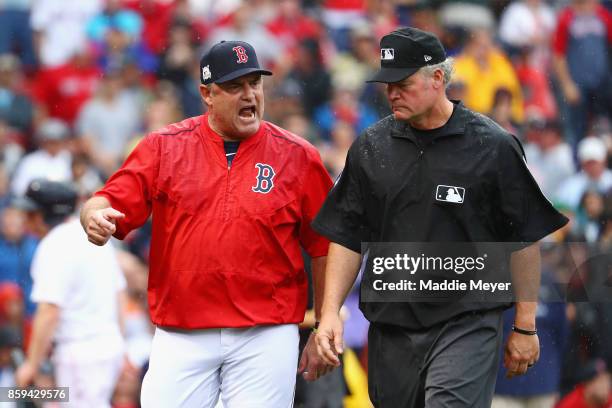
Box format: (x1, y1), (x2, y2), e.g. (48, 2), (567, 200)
(424, 55), (432, 62)
(202, 65), (211, 81)
(381, 48), (395, 60)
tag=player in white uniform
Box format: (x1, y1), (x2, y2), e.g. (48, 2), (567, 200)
(14, 179), (126, 408)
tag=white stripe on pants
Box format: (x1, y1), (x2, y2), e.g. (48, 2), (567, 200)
(141, 324), (299, 408)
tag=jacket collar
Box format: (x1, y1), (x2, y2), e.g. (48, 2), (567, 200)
(199, 114), (267, 168)
(390, 100), (467, 142)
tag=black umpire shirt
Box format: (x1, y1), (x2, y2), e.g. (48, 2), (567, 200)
(312, 101), (568, 329)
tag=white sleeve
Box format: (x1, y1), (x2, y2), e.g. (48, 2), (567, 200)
(30, 237), (73, 306)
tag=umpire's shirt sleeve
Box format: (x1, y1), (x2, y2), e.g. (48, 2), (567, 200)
(312, 140), (370, 253)
(494, 134), (568, 243)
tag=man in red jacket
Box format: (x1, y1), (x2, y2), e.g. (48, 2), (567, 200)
(80, 40), (333, 407)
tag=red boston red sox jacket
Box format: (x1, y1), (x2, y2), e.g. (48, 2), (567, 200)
(95, 115), (332, 329)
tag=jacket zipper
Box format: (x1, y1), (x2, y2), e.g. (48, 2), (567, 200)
(222, 149), (238, 221)
(223, 165), (231, 221)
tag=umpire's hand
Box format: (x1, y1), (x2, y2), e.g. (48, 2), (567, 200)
(83, 207), (125, 246)
(315, 313), (344, 367)
(298, 332), (335, 381)
(504, 331), (540, 378)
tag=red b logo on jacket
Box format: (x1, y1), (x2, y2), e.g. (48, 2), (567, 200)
(233, 46), (248, 64)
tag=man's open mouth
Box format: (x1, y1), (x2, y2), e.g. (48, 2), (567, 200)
(239, 106), (256, 119)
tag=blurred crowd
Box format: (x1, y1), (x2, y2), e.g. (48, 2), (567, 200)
(0, 0), (611, 407)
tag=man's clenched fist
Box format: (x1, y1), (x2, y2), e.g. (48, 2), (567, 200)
(82, 207), (125, 245)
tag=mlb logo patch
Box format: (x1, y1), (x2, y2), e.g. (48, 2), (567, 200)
(381, 48), (395, 61)
(436, 185), (465, 204)
(202, 65), (211, 81)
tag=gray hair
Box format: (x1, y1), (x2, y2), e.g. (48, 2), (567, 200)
(419, 58), (454, 87)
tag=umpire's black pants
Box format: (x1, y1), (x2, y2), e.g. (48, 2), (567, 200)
(368, 309), (504, 408)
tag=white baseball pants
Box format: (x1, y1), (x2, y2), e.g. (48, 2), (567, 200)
(141, 324), (299, 408)
(54, 352), (123, 407)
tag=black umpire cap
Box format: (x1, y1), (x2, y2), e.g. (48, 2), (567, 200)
(200, 40), (272, 85)
(367, 27), (447, 83)
(11, 179), (77, 226)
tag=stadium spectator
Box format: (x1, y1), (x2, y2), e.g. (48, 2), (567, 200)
(552, 0), (612, 149)
(10, 119), (72, 197)
(557, 359), (612, 408)
(119, 59), (153, 120)
(91, 26), (158, 76)
(575, 190), (606, 243)
(157, 21), (198, 87)
(556, 137), (612, 211)
(142, 88), (183, 135)
(453, 28), (524, 123)
(320, 0), (367, 50)
(438, 1), (496, 33)
(314, 86), (377, 141)
(282, 113), (319, 145)
(0, 207), (37, 317)
(0, 0), (36, 69)
(0, 54), (34, 139)
(488, 87), (519, 134)
(0, 119), (24, 178)
(71, 153), (104, 201)
(206, 2), (282, 68)
(86, 0), (143, 45)
(0, 283), (24, 333)
(287, 38), (332, 119)
(514, 49), (558, 120)
(318, 120), (356, 178)
(498, 0), (556, 68)
(32, 50), (101, 125)
(76, 69), (141, 177)
(30, 0), (102, 68)
(329, 23), (378, 93)
(266, 0), (322, 55)
(523, 117), (575, 200)
(122, 0), (176, 55)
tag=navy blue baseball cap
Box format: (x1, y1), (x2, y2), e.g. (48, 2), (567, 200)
(200, 40), (272, 85)
(367, 27), (446, 83)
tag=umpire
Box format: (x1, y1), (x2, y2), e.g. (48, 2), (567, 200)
(312, 27), (568, 407)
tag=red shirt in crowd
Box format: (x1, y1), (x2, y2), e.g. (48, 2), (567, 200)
(95, 115), (332, 329)
(266, 14), (322, 51)
(556, 384), (612, 408)
(552, 4), (612, 56)
(516, 62), (557, 119)
(323, 0), (366, 11)
(32, 60), (101, 125)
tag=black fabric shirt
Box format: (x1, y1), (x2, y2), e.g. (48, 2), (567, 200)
(224, 141), (240, 167)
(312, 101), (568, 329)
(409, 102), (458, 145)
